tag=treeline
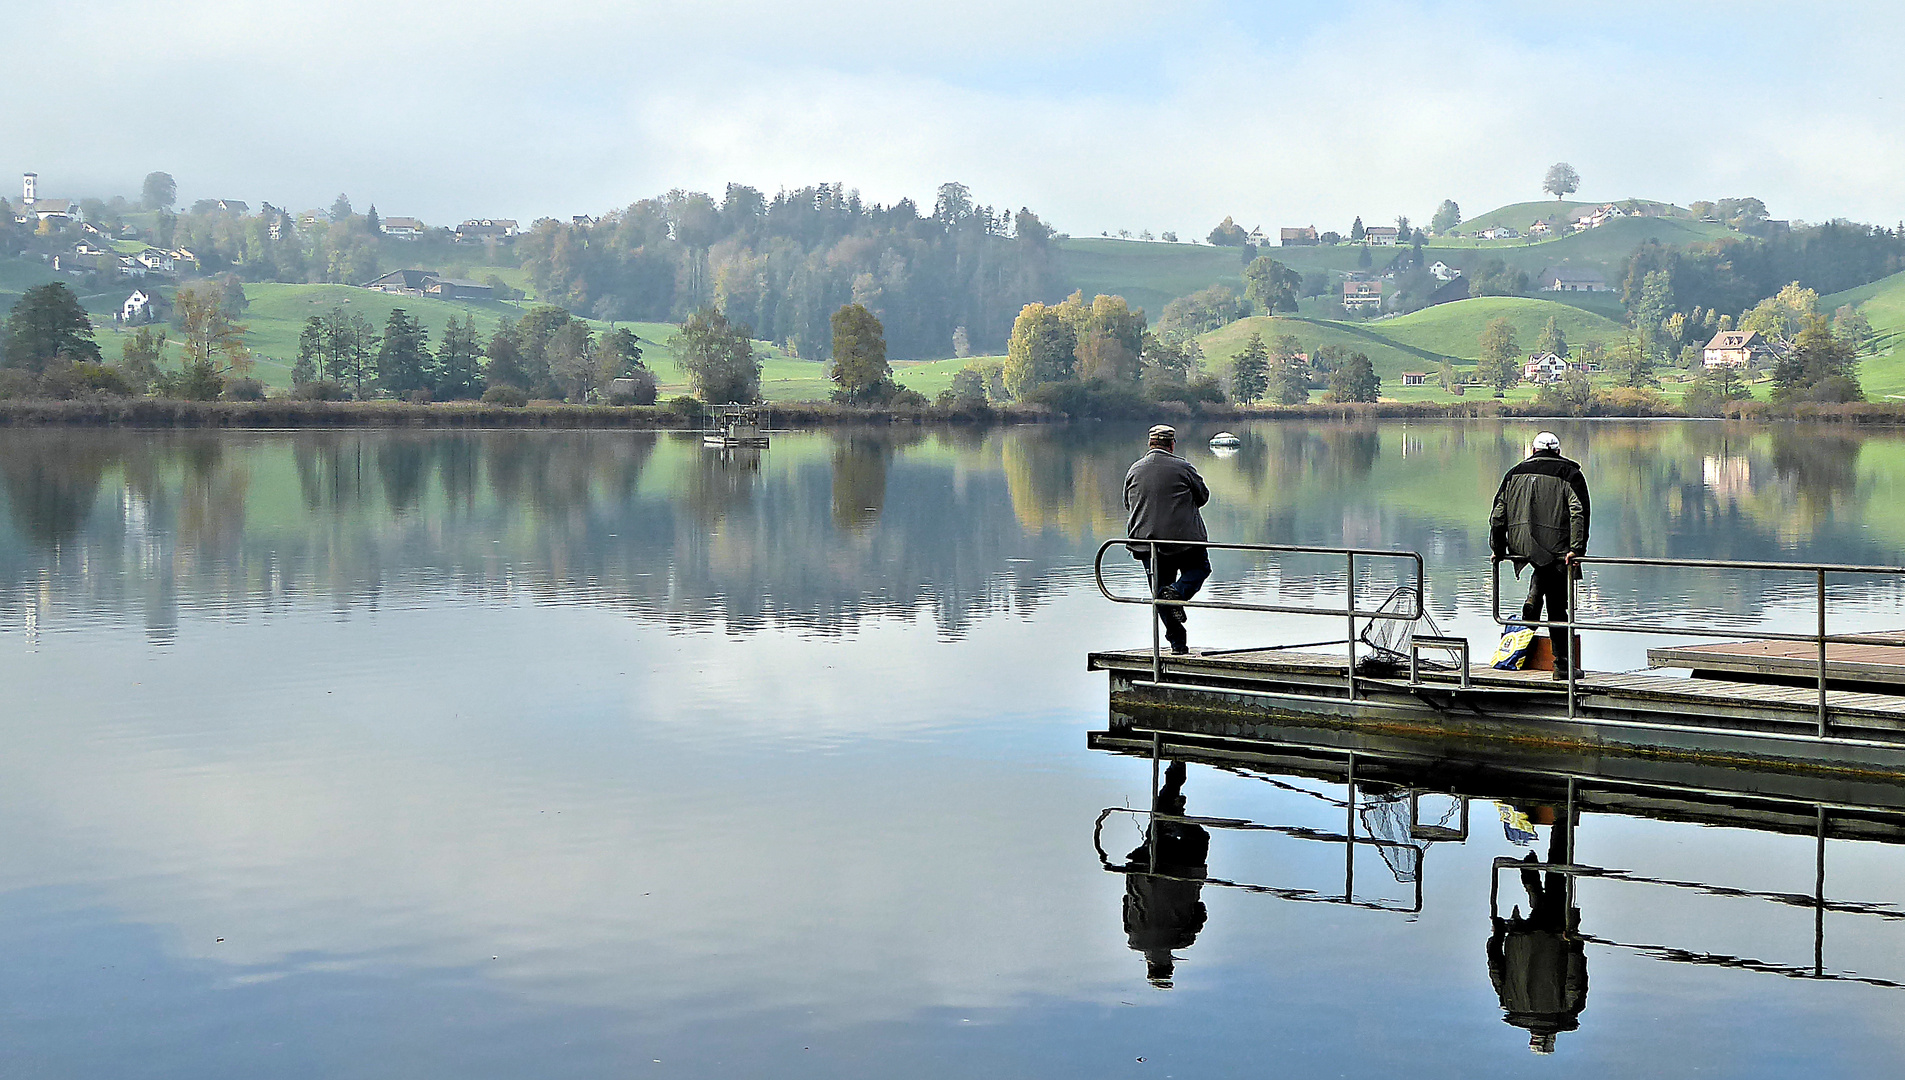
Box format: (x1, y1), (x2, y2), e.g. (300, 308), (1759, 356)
(1620, 221), (1905, 321)
(518, 182), (1063, 360)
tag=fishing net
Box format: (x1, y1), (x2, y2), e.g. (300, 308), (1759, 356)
(1358, 787), (1463, 883)
(1356, 585), (1450, 675)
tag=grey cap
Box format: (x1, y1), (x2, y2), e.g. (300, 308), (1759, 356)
(1148, 424), (1177, 442)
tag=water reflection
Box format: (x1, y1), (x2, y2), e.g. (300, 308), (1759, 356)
(1488, 810), (1586, 1054)
(1117, 761), (1209, 988)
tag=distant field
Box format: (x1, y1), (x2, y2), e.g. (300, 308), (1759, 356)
(1825, 270), (1905, 400)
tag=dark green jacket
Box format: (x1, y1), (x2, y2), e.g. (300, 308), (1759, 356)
(1490, 452), (1589, 567)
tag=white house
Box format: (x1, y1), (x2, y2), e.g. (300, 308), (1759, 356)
(136, 248), (175, 273)
(1479, 225), (1520, 240)
(1522, 352), (1571, 383)
(1401, 372), (1428, 387)
(380, 216), (424, 238)
(1363, 225), (1399, 246)
(1703, 330), (1770, 369)
(1429, 261), (1462, 282)
(120, 289), (155, 323)
(1528, 220), (1554, 237)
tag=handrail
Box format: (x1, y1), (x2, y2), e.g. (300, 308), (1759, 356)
(1490, 555), (1905, 732)
(1095, 539), (1425, 690)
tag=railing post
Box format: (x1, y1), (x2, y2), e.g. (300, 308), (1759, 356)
(1817, 569), (1828, 737)
(1346, 552), (1357, 701)
(1344, 751), (1356, 901)
(1814, 804), (1826, 978)
(1566, 561), (1577, 719)
(1151, 540), (1162, 684)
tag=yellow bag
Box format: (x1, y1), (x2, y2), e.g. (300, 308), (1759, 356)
(1492, 624), (1536, 670)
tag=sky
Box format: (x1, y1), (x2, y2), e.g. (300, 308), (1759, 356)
(5, 0), (1904, 236)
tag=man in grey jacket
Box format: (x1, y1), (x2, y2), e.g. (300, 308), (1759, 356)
(1490, 431), (1590, 678)
(1125, 425), (1211, 654)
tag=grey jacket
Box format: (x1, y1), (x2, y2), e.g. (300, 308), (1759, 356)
(1490, 451), (1590, 568)
(1125, 448), (1210, 551)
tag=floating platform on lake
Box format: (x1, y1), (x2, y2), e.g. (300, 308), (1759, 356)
(1089, 646), (1905, 781)
(1648, 634), (1905, 690)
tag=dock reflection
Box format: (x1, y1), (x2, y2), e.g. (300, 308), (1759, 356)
(1090, 729), (1905, 1051)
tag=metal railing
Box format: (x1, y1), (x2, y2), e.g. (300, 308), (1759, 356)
(1491, 555), (1905, 731)
(1093, 539), (1425, 692)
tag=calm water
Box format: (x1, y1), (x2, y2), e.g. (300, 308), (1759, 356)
(3, 420), (1905, 1077)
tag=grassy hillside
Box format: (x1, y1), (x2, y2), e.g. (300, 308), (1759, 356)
(1826, 271), (1905, 400)
(1457, 200), (1594, 231)
(1059, 238), (1245, 315)
(1197, 296), (1627, 402)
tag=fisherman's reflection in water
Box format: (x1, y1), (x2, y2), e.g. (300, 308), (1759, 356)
(1488, 807), (1588, 1054)
(1122, 761), (1210, 988)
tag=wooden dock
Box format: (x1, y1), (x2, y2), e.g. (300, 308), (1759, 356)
(1648, 634), (1905, 689)
(1089, 645), (1905, 780)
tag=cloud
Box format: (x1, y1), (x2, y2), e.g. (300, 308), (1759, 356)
(3, 1), (1904, 231)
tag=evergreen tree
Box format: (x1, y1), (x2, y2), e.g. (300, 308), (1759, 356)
(484, 319), (530, 390)
(366, 205), (382, 233)
(1350, 216), (1366, 241)
(375, 309), (430, 395)
(434, 314), (484, 399)
(1231, 332), (1270, 404)
(3, 283), (102, 370)
(1325, 352), (1381, 402)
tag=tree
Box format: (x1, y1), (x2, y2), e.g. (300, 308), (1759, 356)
(1533, 315), (1568, 358)
(141, 172), (177, 211)
(1431, 200), (1461, 235)
(1325, 352), (1381, 402)
(1478, 317), (1520, 393)
(1207, 216), (1249, 246)
(1740, 282), (1820, 347)
(330, 194), (353, 222)
(174, 281), (251, 383)
(120, 327), (166, 392)
(484, 320), (530, 391)
(376, 309), (431, 395)
(434, 314), (485, 399)
(1543, 163), (1581, 200)
(366, 205), (382, 234)
(1395, 216), (1412, 242)
(1231, 332), (1270, 404)
(672, 307), (760, 403)
(1834, 304), (1876, 357)
(1350, 216), (1366, 242)
(1609, 335), (1656, 388)
(3, 283), (102, 371)
(1141, 332), (1200, 385)
(1266, 335), (1309, 404)
(1002, 301), (1076, 398)
(1773, 314), (1863, 402)
(1242, 256), (1301, 314)
(1157, 285), (1243, 337)
(1633, 270), (1674, 351)
(829, 303), (892, 402)
(546, 320), (597, 400)
(1073, 294), (1145, 383)
(329, 311), (378, 396)
(945, 367), (989, 407)
(592, 326), (646, 389)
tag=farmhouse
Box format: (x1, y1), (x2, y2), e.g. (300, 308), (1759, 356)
(1703, 330), (1771, 369)
(1528, 220), (1554, 237)
(1342, 280), (1383, 309)
(1363, 225), (1399, 246)
(361, 268), (493, 301)
(1522, 352), (1571, 383)
(1429, 261), (1461, 282)
(1540, 268), (1608, 292)
(1280, 226), (1319, 246)
(1401, 372), (1428, 387)
(119, 289), (156, 324)
(455, 219), (520, 242)
(381, 216), (424, 238)
(1478, 225), (1519, 240)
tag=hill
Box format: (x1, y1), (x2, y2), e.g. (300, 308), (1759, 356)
(1825, 271), (1905, 400)
(1196, 296), (1627, 401)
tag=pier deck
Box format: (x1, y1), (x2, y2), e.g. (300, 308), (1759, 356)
(1089, 645), (1905, 779)
(1648, 634), (1905, 689)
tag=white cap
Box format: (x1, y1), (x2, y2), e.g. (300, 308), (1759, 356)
(1532, 431), (1561, 452)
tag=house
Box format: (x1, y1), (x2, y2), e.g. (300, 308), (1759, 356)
(380, 216), (423, 238)
(1342, 280), (1383, 309)
(1528, 220), (1554, 237)
(1523, 352), (1571, 383)
(455, 219), (520, 242)
(1539, 268), (1608, 293)
(571, 214), (596, 226)
(362, 268), (441, 295)
(1363, 225), (1399, 246)
(1401, 372), (1428, 387)
(1281, 226), (1319, 246)
(1248, 226), (1266, 245)
(1703, 330), (1771, 369)
(1479, 225), (1520, 240)
(1429, 261), (1461, 282)
(136, 248), (175, 273)
(119, 289), (156, 324)
(424, 277), (493, 301)
(29, 198), (79, 224)
(212, 199), (250, 214)
(73, 241), (108, 257)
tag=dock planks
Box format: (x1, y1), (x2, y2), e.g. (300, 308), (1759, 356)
(1648, 635), (1905, 688)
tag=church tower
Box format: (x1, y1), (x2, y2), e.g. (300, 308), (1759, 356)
(22, 173), (36, 206)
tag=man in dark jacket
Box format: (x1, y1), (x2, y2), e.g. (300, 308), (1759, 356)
(1490, 431), (1590, 678)
(1125, 425), (1211, 654)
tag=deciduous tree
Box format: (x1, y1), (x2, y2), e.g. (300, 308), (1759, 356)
(1478, 317), (1520, 393)
(1431, 200), (1461, 235)
(673, 307), (761, 403)
(141, 171), (177, 211)
(830, 303), (892, 402)
(1242, 256), (1301, 314)
(1002, 302), (1076, 398)
(1543, 163), (1581, 200)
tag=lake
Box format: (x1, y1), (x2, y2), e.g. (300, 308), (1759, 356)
(4, 420), (1905, 1077)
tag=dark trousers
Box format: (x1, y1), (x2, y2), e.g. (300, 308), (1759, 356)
(1136, 547), (1211, 648)
(1522, 563), (1572, 668)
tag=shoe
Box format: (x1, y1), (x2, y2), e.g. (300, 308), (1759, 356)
(1550, 666), (1575, 681)
(1170, 642), (1190, 655)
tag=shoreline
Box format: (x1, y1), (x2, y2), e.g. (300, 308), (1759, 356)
(0, 398), (1900, 427)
